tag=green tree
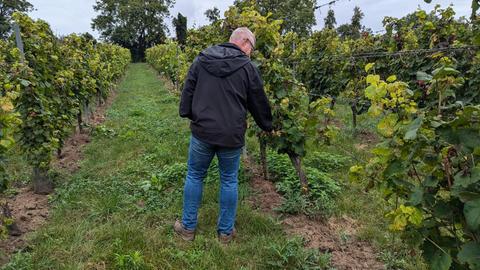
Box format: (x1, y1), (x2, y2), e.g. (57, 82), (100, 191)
(0, 0), (33, 39)
(324, 9), (336, 30)
(337, 6), (365, 39)
(204, 7), (220, 23)
(173, 13), (187, 47)
(233, 0), (317, 37)
(92, 0), (173, 62)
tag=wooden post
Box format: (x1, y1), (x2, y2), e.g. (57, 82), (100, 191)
(33, 167), (53, 195)
(259, 138), (269, 180)
(288, 153), (309, 193)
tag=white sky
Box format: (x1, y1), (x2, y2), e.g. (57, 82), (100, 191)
(27, 0), (472, 39)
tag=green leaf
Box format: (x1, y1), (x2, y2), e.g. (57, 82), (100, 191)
(384, 159), (404, 178)
(453, 167), (480, 188)
(423, 241), (452, 270)
(438, 127), (480, 151)
(464, 199), (480, 230)
(404, 116), (424, 141)
(433, 201), (454, 219)
(458, 242), (480, 269)
(423, 176), (439, 187)
(453, 190), (480, 202)
(416, 71), (432, 82)
(19, 79), (31, 87)
(409, 186), (423, 206)
(432, 67), (460, 79)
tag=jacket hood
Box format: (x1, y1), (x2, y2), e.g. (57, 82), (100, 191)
(198, 43), (251, 77)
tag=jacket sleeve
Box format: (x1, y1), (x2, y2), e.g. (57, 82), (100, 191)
(179, 59), (199, 119)
(247, 65), (273, 132)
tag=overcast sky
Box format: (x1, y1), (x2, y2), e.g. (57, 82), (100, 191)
(28, 0), (472, 39)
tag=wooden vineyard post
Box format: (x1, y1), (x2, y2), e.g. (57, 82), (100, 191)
(288, 153), (309, 194)
(259, 137), (269, 180)
(33, 167), (53, 195)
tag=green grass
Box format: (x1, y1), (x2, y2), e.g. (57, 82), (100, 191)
(3, 64), (331, 270)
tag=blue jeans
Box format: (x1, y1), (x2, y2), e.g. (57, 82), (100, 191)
(182, 135), (242, 235)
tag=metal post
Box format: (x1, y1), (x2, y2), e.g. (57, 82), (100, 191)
(13, 22), (25, 61)
(175, 45), (180, 92)
(292, 41), (296, 79)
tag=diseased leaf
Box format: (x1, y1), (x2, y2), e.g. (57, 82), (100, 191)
(377, 114), (398, 138)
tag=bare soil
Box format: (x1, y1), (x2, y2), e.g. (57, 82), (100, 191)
(0, 187), (49, 260)
(245, 155), (385, 270)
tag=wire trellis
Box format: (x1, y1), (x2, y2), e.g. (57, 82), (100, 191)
(314, 0), (350, 10)
(289, 45), (479, 62)
(284, 45), (479, 98)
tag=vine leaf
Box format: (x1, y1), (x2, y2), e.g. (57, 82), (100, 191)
(458, 242), (480, 269)
(464, 198), (480, 230)
(404, 115), (424, 140)
(453, 167), (480, 188)
(416, 71), (432, 82)
(423, 241), (452, 270)
(377, 113), (398, 138)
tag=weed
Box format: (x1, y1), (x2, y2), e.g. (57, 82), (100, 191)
(114, 251), (149, 270)
(267, 151), (341, 216)
(264, 237), (333, 270)
(305, 152), (350, 172)
(2, 252), (33, 270)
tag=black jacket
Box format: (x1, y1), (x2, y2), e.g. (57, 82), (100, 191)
(179, 42), (273, 148)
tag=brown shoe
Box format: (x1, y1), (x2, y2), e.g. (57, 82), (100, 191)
(218, 228), (237, 244)
(174, 219), (195, 241)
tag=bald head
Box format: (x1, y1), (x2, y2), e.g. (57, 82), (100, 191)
(229, 27), (255, 57)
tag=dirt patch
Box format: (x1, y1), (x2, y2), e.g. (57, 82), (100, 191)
(152, 69), (180, 95)
(245, 157), (284, 214)
(54, 92), (117, 174)
(356, 129), (379, 145)
(54, 133), (91, 172)
(282, 215), (384, 270)
(354, 143), (369, 151)
(90, 91), (117, 127)
(0, 92), (118, 265)
(245, 155), (385, 270)
(328, 118), (345, 129)
(0, 188), (49, 257)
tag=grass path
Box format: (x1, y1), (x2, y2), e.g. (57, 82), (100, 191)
(5, 63), (326, 269)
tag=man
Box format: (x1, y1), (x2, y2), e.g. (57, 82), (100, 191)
(174, 27), (273, 244)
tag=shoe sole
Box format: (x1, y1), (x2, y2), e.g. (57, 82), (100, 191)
(174, 220), (195, 241)
(175, 231), (195, 241)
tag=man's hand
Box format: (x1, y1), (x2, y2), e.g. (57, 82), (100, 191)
(260, 130), (280, 137)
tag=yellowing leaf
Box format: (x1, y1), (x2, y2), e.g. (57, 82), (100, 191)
(0, 100), (14, 112)
(366, 74), (380, 86)
(386, 205), (423, 231)
(0, 139), (14, 149)
(377, 114), (398, 138)
(386, 75), (397, 83)
(348, 165), (365, 182)
(365, 63), (375, 73)
(367, 104), (382, 117)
